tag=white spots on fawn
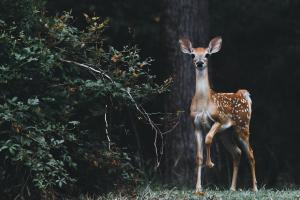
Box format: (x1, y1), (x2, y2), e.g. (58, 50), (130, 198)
(211, 90), (252, 128)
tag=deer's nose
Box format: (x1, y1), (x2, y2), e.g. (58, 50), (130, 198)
(196, 61), (205, 68)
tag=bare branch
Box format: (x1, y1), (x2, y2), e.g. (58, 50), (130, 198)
(125, 88), (181, 168)
(60, 58), (180, 168)
(60, 58), (114, 83)
(104, 104), (111, 151)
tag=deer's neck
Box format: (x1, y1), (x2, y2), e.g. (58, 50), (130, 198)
(195, 68), (211, 108)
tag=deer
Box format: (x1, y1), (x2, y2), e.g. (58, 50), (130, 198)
(179, 36), (258, 195)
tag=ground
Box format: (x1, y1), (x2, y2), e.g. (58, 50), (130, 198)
(79, 187), (300, 200)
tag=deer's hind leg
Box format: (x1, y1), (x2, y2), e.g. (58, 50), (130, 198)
(220, 133), (242, 191)
(237, 128), (258, 192)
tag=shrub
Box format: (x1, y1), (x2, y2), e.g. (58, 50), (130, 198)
(0, 1), (169, 198)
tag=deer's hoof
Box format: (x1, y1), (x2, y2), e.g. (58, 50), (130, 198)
(206, 161), (215, 168)
(253, 186), (258, 192)
(194, 186), (205, 196)
(194, 190), (205, 196)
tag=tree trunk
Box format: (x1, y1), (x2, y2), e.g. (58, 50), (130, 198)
(161, 0), (209, 186)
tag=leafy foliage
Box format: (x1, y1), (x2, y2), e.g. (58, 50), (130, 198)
(0, 1), (169, 198)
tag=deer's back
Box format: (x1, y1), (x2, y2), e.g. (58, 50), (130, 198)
(211, 89), (252, 129)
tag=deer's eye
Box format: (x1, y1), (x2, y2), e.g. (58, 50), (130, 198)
(191, 54), (195, 59)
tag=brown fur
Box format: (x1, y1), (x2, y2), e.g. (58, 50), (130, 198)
(179, 37), (257, 193)
(211, 90), (251, 129)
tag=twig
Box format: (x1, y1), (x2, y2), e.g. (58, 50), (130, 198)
(60, 58), (180, 168)
(125, 88), (166, 168)
(60, 58), (114, 83)
(104, 104), (111, 151)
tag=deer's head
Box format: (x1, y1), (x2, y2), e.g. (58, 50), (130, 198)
(179, 37), (222, 70)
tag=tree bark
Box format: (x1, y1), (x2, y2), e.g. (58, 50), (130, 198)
(161, 0), (209, 185)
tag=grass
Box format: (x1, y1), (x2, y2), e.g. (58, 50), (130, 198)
(79, 186), (300, 200)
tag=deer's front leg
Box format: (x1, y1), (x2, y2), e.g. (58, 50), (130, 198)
(195, 128), (204, 195)
(205, 122), (221, 168)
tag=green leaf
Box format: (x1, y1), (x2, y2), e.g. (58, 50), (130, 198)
(27, 97), (40, 106)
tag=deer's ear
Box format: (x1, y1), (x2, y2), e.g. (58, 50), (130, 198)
(179, 38), (193, 54)
(208, 36), (222, 54)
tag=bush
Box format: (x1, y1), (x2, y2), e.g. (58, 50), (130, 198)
(0, 1), (169, 199)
